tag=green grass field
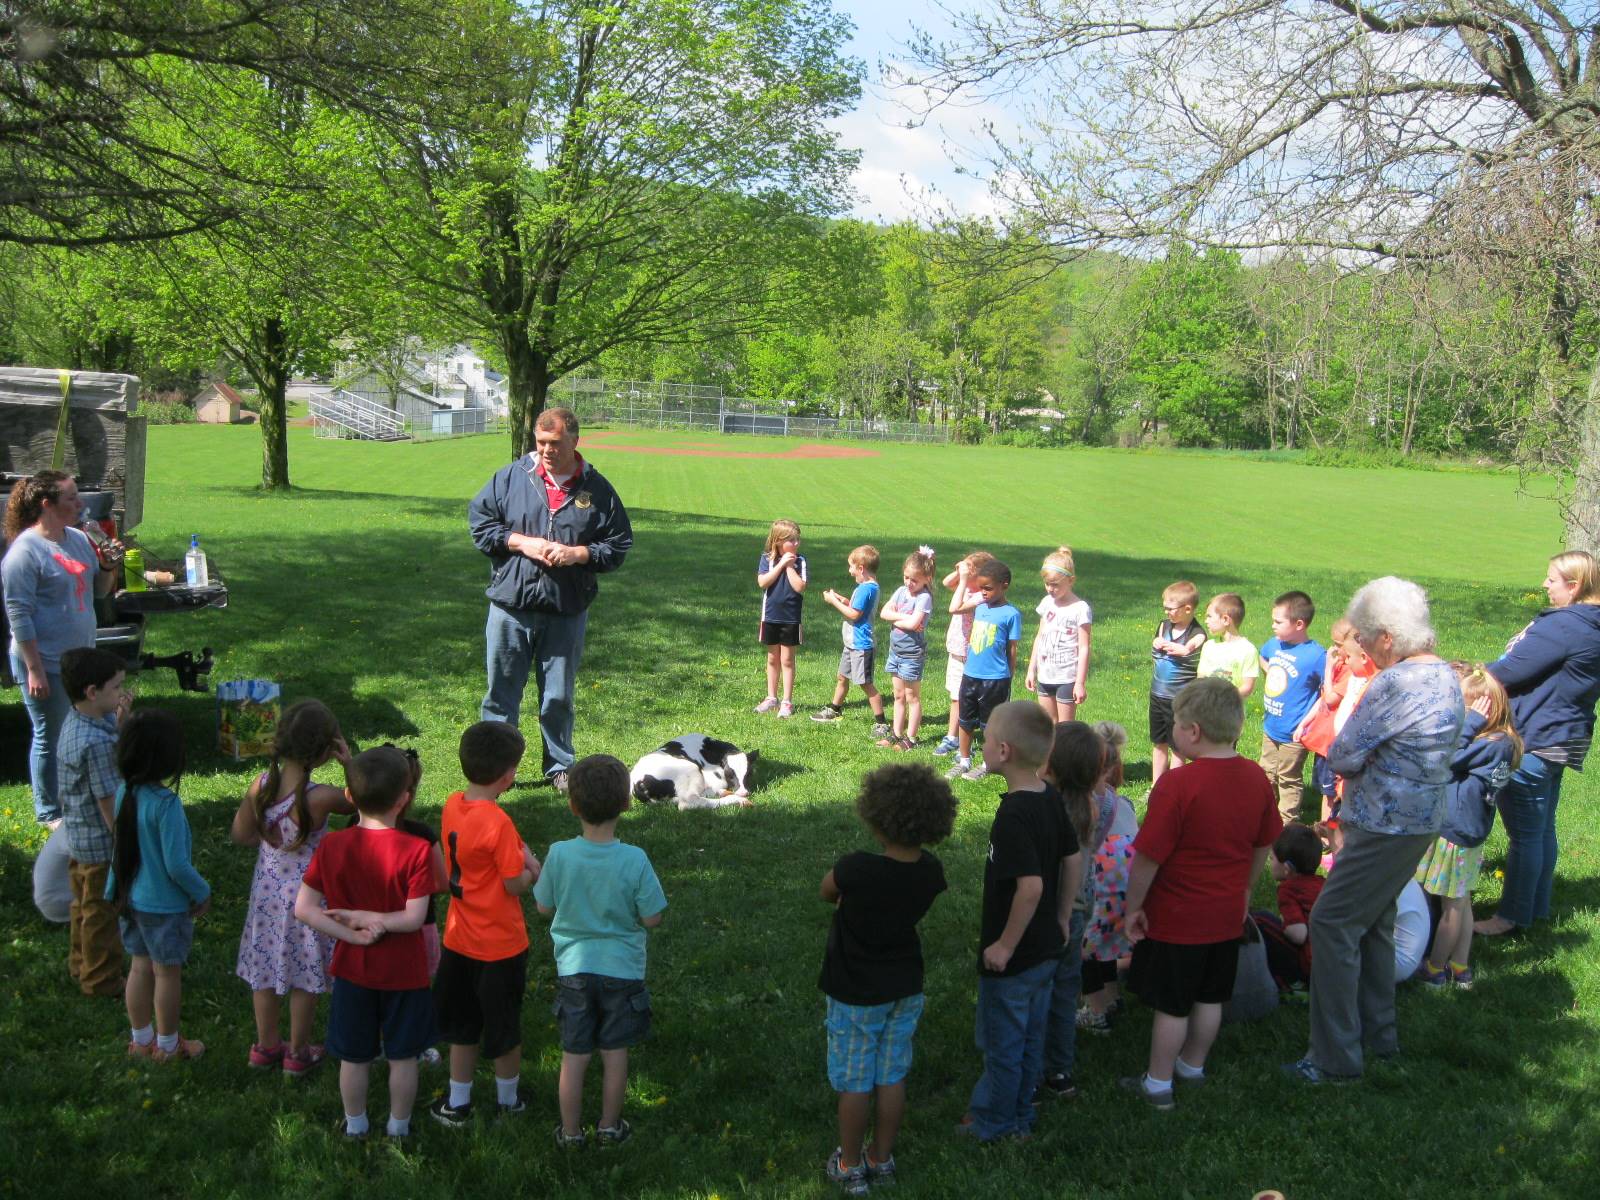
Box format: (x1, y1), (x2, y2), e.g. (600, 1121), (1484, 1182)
(1, 424), (1594, 1199)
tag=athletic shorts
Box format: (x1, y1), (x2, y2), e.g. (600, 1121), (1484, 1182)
(1128, 936), (1240, 1017)
(759, 621), (802, 647)
(958, 676), (1011, 730)
(118, 910), (194, 966)
(1037, 680), (1076, 702)
(552, 973), (652, 1053)
(432, 947), (527, 1058)
(327, 979), (437, 1063)
(945, 656), (965, 700)
(885, 651), (925, 683)
(837, 647), (875, 685)
(824, 993), (924, 1092)
(1149, 694), (1176, 746)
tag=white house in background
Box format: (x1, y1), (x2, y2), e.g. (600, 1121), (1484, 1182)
(423, 344), (509, 414)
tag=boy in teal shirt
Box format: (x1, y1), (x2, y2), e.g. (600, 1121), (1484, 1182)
(534, 754), (667, 1147)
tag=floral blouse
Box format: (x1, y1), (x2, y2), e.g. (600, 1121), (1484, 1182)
(1327, 660), (1465, 836)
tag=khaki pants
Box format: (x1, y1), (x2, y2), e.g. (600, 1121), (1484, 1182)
(68, 859), (123, 995)
(1259, 736), (1309, 822)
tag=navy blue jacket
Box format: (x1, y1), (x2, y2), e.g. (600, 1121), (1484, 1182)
(1441, 712), (1517, 848)
(469, 456), (632, 616)
(1487, 602), (1600, 761)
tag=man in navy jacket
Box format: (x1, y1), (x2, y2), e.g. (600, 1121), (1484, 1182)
(468, 407), (632, 792)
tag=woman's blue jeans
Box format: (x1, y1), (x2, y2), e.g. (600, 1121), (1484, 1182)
(10, 652), (69, 823)
(1495, 753), (1564, 927)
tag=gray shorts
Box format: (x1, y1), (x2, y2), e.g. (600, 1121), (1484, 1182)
(552, 973), (652, 1053)
(119, 909), (195, 966)
(837, 647), (875, 685)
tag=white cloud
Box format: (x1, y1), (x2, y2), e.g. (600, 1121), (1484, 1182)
(830, 62), (1021, 225)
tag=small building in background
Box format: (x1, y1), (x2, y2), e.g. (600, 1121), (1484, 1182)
(193, 380), (253, 424)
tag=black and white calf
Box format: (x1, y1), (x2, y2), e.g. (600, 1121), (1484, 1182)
(630, 735), (757, 810)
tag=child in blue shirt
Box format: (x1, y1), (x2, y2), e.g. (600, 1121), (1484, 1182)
(1258, 590), (1325, 821)
(946, 559), (1023, 782)
(107, 709), (210, 1063)
(534, 754), (667, 1147)
(813, 545), (889, 735)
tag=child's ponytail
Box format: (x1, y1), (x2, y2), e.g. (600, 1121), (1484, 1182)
(260, 699), (343, 850)
(1046, 720), (1103, 847)
(111, 709), (187, 909)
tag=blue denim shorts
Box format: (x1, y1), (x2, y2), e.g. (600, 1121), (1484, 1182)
(885, 652), (925, 683)
(552, 974), (651, 1053)
(119, 909), (195, 966)
(824, 993), (925, 1092)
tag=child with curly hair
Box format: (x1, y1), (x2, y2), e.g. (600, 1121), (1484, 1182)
(818, 762), (957, 1195)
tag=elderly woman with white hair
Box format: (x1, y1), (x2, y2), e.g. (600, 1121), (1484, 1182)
(1284, 577), (1464, 1084)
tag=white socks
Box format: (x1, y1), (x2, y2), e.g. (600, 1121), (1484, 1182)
(1142, 1072), (1173, 1094)
(344, 1113), (369, 1136)
(449, 1079), (473, 1108)
(386, 1116), (410, 1138)
(496, 1075), (520, 1105)
(1174, 1057), (1205, 1080)
(130, 1025), (154, 1047)
(156, 1032), (179, 1053)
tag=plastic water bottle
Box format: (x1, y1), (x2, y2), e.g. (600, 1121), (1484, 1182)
(185, 535), (209, 588)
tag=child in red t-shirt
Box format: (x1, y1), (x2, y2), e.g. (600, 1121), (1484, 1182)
(429, 722), (542, 1127)
(294, 746), (437, 1140)
(1122, 677), (1281, 1110)
(1253, 823), (1325, 992)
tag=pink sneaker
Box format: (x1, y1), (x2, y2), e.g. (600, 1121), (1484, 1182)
(249, 1042), (286, 1070)
(152, 1036), (206, 1063)
(283, 1044), (327, 1078)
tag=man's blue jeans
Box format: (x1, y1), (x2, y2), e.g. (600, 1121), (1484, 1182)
(1043, 909), (1087, 1079)
(11, 652), (69, 822)
(968, 957), (1055, 1140)
(1495, 753), (1564, 927)
(482, 603), (587, 778)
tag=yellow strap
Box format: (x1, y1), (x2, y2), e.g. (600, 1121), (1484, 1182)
(49, 370), (72, 470)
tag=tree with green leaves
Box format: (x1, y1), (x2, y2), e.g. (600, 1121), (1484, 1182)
(384, 0), (861, 458)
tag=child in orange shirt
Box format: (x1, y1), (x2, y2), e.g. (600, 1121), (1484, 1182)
(429, 722), (542, 1127)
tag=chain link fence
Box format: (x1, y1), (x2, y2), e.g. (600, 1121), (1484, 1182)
(555, 377), (950, 443)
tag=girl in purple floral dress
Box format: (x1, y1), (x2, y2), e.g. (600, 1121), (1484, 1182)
(229, 700), (352, 1076)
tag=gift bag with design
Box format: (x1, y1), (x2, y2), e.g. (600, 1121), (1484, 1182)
(217, 679), (280, 759)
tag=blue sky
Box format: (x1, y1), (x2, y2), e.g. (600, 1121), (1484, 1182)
(828, 2), (1016, 224)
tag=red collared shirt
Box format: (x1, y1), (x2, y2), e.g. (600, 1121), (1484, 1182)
(534, 451), (586, 513)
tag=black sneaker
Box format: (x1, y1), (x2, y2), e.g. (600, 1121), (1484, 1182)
(499, 1092), (527, 1116)
(596, 1117), (633, 1146)
(1039, 1072), (1079, 1101)
(429, 1095), (473, 1127)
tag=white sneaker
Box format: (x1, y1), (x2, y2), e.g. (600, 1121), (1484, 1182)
(777, 701), (794, 718)
(944, 758), (971, 780)
(754, 697), (779, 714)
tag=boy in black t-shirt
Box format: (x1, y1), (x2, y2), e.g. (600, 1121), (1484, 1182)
(960, 702), (1083, 1143)
(819, 763), (957, 1194)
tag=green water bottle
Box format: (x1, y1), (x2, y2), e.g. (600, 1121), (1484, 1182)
(124, 547), (147, 592)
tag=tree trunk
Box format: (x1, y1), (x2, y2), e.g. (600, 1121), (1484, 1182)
(1565, 347), (1600, 554)
(256, 316), (291, 491)
(500, 322), (549, 460)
